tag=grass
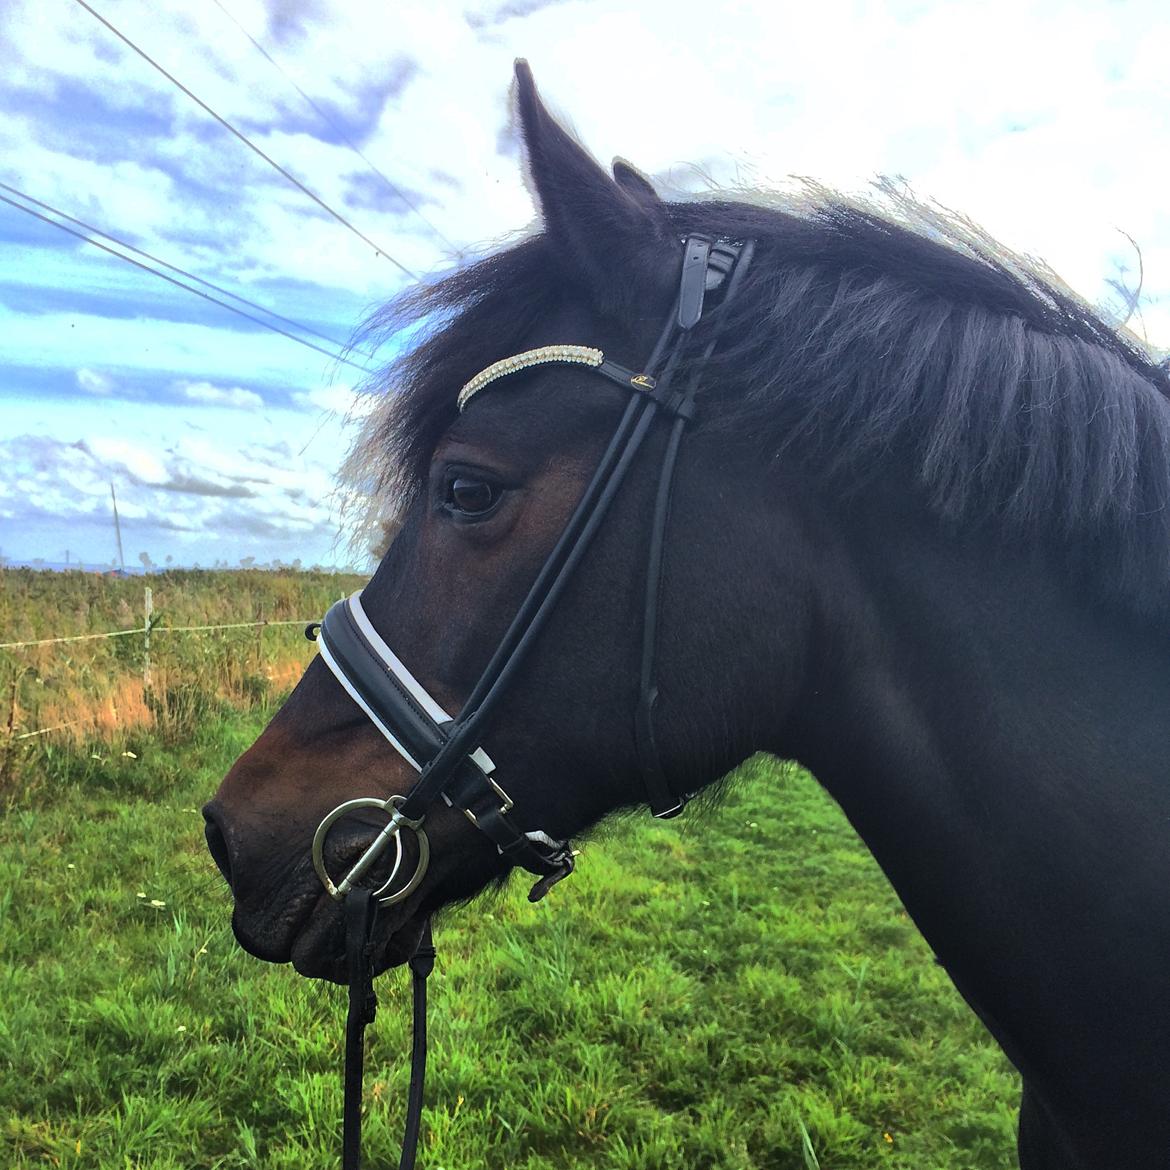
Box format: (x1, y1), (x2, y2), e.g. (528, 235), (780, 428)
(0, 568), (365, 799)
(0, 708), (1020, 1169)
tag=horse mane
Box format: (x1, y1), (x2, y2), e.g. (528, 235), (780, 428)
(347, 183), (1170, 620)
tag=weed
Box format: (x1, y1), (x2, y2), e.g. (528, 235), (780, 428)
(0, 568), (363, 798)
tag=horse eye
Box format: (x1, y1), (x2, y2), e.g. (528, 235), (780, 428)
(447, 476), (499, 516)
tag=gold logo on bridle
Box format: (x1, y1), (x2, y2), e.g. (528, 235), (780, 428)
(630, 374), (657, 390)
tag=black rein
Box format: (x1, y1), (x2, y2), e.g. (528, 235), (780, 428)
(344, 889), (434, 1170)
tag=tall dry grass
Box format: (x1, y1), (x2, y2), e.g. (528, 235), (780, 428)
(0, 567), (365, 797)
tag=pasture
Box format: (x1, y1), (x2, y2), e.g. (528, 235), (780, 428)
(1, 569), (1017, 1169)
(0, 567), (364, 789)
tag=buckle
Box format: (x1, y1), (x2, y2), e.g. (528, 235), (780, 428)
(461, 774), (514, 827)
(704, 240), (742, 290)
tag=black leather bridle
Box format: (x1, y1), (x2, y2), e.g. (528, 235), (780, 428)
(307, 233), (753, 1169)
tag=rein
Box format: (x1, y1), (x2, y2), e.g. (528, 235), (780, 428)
(342, 890), (433, 1170)
(307, 233), (753, 1168)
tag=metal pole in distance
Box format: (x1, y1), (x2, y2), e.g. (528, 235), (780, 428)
(110, 483), (125, 573)
(143, 587), (153, 690)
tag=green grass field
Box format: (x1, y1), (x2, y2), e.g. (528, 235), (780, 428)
(1, 705), (1020, 1169)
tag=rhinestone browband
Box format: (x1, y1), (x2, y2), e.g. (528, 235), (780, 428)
(457, 345), (605, 411)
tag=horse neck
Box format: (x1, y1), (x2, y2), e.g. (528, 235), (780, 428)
(785, 488), (1170, 1103)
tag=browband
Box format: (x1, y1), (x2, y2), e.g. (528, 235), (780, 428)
(458, 348), (663, 413)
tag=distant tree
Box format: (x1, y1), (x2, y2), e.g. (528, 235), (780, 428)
(239, 556), (256, 569)
(138, 551), (154, 574)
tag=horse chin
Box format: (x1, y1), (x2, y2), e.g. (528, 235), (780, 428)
(288, 899), (429, 984)
(225, 860), (428, 983)
(229, 877), (322, 966)
(226, 818), (504, 983)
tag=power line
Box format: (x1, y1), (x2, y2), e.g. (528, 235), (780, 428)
(210, 0), (463, 259)
(0, 180), (375, 362)
(0, 187), (375, 374)
(72, 0), (418, 280)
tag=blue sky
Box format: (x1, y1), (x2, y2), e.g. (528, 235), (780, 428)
(2, 0), (1167, 570)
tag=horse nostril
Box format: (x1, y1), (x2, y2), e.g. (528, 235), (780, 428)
(202, 805), (234, 889)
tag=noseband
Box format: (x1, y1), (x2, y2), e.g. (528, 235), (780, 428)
(306, 233), (753, 1169)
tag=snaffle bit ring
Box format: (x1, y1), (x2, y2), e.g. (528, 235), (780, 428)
(311, 794), (430, 906)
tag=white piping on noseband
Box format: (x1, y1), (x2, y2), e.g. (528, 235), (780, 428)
(457, 345), (604, 411)
(316, 593), (554, 868)
(317, 591), (496, 778)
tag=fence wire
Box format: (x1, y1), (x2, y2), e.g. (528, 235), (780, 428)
(0, 628), (145, 649)
(0, 617), (310, 651)
(1, 611), (320, 746)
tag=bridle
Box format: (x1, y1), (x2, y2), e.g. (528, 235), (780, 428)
(305, 233), (753, 1169)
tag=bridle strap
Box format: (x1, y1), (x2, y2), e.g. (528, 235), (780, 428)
(343, 888), (379, 1170)
(400, 921), (435, 1170)
(637, 239), (755, 816)
(399, 400), (662, 830)
(343, 890), (434, 1170)
(398, 236), (751, 827)
(393, 294), (692, 826)
(313, 235), (753, 865)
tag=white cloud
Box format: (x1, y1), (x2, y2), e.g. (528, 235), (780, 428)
(76, 367), (113, 395)
(178, 380), (264, 410)
(2, 0), (1169, 571)
(0, 395), (359, 565)
(83, 435), (170, 486)
(293, 383), (376, 417)
(1, 0), (1165, 319)
(4, 0), (1162, 324)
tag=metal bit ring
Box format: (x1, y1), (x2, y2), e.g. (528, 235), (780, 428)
(312, 794), (430, 906)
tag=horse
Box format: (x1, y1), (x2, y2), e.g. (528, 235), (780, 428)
(204, 63), (1170, 1169)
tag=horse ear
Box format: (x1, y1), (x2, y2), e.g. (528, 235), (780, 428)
(612, 158), (659, 205)
(512, 60), (674, 312)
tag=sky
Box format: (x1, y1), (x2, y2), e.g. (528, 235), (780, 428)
(1, 0), (1167, 571)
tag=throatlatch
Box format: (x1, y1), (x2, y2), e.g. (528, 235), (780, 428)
(307, 232), (752, 1170)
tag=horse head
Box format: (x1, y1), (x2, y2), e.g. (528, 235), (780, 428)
(204, 64), (820, 982)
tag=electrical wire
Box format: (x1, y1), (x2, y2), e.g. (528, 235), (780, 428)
(72, 0), (418, 280)
(0, 187), (375, 374)
(209, 0), (463, 258)
(0, 180), (375, 362)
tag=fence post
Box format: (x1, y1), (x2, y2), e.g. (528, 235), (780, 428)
(1, 676), (20, 800)
(143, 587), (153, 690)
(254, 606), (265, 674)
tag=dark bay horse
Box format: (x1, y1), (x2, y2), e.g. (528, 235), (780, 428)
(205, 64), (1170, 1168)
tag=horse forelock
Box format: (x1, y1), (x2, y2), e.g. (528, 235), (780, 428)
(345, 183), (1170, 617)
